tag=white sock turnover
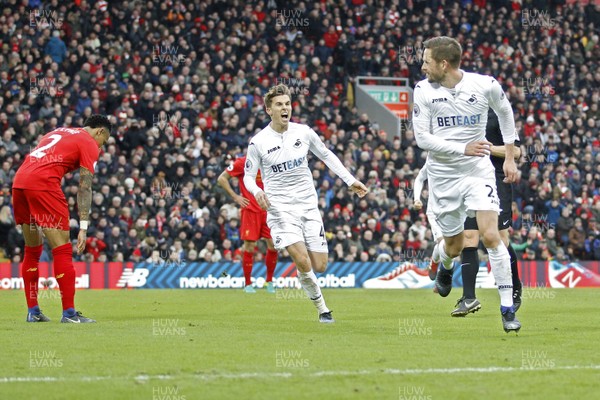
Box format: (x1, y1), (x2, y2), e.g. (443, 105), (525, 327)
(298, 270), (329, 314)
(487, 242), (513, 308)
(438, 241), (454, 270)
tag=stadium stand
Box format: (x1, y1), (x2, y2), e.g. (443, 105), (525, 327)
(0, 0), (599, 264)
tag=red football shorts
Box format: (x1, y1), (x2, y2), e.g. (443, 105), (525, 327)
(12, 188), (70, 231)
(240, 208), (271, 241)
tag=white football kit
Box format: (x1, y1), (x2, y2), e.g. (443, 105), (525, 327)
(413, 71), (516, 236)
(244, 122), (356, 251)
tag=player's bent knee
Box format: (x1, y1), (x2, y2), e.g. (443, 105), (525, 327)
(313, 261), (327, 273)
(463, 230), (479, 247)
(43, 228), (70, 249)
(481, 231), (501, 248)
(463, 238), (479, 248)
(308, 252), (328, 273)
(444, 235), (464, 258)
(294, 255), (312, 273)
(446, 246), (462, 259)
(243, 241), (256, 252)
(296, 262), (312, 273)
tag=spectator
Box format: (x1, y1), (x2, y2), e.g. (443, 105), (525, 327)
(1, 1), (599, 263)
(545, 198), (564, 227)
(44, 31), (67, 64)
(105, 226), (125, 260)
(169, 240), (185, 262)
(224, 217), (241, 249)
(85, 231), (107, 261)
(123, 228), (140, 260)
(187, 249), (199, 262)
(584, 233), (600, 260)
(199, 240), (222, 262)
(568, 218), (586, 259)
(0, 204), (14, 249)
(545, 229), (559, 257)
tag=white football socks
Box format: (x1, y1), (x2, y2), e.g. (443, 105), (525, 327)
(298, 270), (329, 314)
(487, 242), (514, 308)
(437, 241), (454, 270)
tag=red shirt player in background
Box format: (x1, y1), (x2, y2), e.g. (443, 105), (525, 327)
(12, 115), (112, 323)
(217, 156), (278, 293)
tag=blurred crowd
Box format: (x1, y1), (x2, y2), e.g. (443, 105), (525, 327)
(0, 0), (599, 264)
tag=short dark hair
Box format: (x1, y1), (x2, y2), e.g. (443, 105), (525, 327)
(423, 36), (462, 68)
(264, 84), (292, 108)
(84, 114), (112, 133)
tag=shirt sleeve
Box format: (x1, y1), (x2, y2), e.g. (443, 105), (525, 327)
(79, 136), (100, 174)
(413, 84), (467, 155)
(487, 78), (516, 144)
(243, 142), (263, 197)
(227, 158), (244, 178)
(307, 127), (356, 186)
(413, 163), (428, 202)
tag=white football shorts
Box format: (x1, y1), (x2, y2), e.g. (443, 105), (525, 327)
(426, 209), (443, 243)
(428, 171), (500, 238)
(267, 207), (328, 253)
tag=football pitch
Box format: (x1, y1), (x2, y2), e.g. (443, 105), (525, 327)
(1, 288), (598, 399)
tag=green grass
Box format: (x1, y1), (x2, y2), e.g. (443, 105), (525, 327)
(1, 288), (599, 399)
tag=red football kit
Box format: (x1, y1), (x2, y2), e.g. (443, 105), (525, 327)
(227, 156), (271, 241)
(13, 127), (100, 231)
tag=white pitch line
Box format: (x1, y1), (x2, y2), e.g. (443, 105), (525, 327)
(2, 364), (599, 383)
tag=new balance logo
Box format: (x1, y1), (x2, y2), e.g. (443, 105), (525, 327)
(116, 268), (149, 288)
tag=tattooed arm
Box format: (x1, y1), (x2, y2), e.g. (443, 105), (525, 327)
(76, 167), (93, 254)
(78, 167), (93, 222)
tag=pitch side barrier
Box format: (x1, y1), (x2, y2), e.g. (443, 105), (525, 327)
(1, 261), (599, 290)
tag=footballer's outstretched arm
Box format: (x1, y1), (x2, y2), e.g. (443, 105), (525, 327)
(307, 128), (356, 186)
(307, 128), (368, 197)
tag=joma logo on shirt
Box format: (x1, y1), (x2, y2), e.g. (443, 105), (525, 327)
(271, 156), (305, 173)
(267, 146), (281, 154)
(432, 97), (448, 103)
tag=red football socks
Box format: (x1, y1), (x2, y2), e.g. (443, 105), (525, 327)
(265, 249), (278, 283)
(242, 251), (254, 286)
(21, 245), (43, 308)
(52, 243), (76, 311)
